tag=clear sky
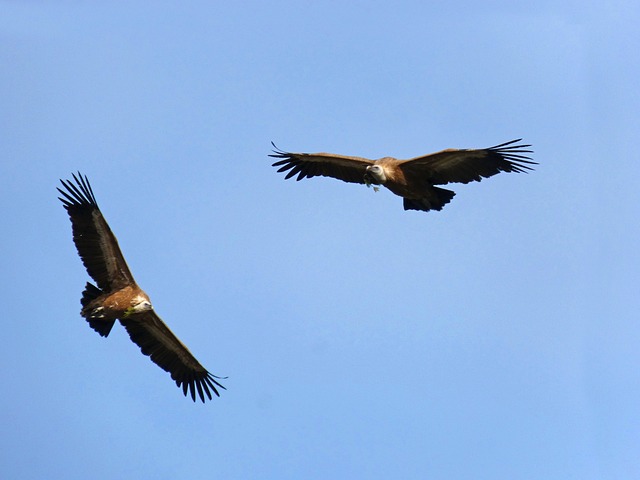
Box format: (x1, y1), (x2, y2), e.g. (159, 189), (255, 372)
(1, 1), (638, 479)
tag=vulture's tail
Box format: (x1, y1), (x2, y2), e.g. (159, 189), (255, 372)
(403, 187), (455, 212)
(80, 282), (116, 337)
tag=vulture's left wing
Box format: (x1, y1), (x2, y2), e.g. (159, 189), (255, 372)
(270, 143), (374, 185)
(121, 311), (225, 402)
(398, 139), (535, 185)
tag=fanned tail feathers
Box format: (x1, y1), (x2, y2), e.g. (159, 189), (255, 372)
(80, 282), (116, 337)
(403, 187), (456, 212)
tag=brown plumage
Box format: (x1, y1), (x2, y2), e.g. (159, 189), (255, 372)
(270, 139), (535, 212)
(58, 173), (225, 402)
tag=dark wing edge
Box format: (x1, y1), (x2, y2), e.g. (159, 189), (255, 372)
(57, 171), (99, 211)
(485, 138), (537, 174)
(269, 142), (373, 185)
(121, 311), (226, 403)
(57, 172), (135, 290)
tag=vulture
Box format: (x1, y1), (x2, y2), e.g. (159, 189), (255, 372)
(270, 139), (535, 212)
(58, 173), (225, 402)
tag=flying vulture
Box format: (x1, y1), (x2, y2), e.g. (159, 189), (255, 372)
(58, 173), (225, 402)
(270, 139), (535, 212)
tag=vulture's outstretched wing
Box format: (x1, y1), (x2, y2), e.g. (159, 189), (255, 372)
(121, 311), (226, 403)
(399, 139), (536, 185)
(270, 143), (374, 184)
(57, 173), (135, 291)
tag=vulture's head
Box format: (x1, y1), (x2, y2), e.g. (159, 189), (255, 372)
(124, 294), (153, 317)
(364, 164), (386, 187)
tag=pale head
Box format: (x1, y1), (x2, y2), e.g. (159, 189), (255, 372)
(364, 164), (386, 185)
(124, 294), (153, 317)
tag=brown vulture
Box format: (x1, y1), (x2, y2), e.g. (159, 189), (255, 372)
(58, 173), (225, 402)
(270, 139), (535, 212)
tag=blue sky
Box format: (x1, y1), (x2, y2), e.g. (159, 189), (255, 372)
(1, 1), (639, 479)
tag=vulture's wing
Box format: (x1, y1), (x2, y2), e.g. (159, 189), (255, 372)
(270, 143), (374, 184)
(58, 173), (135, 291)
(121, 311), (225, 402)
(398, 139), (536, 185)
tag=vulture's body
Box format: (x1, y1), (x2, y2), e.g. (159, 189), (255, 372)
(58, 173), (224, 402)
(271, 139), (535, 212)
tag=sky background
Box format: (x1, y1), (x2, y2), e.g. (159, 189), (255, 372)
(1, 1), (639, 479)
